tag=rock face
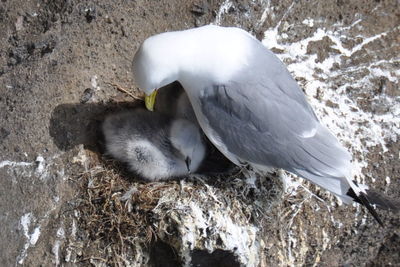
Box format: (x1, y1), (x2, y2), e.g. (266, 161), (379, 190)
(0, 0), (399, 266)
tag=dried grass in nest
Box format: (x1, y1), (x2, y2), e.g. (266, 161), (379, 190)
(75, 163), (169, 264)
(207, 170), (285, 223)
(73, 156), (285, 265)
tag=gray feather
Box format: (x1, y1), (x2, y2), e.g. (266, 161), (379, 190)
(198, 72), (352, 197)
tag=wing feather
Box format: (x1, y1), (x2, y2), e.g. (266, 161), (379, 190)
(198, 68), (352, 185)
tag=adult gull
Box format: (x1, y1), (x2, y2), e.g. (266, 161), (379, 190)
(132, 25), (398, 224)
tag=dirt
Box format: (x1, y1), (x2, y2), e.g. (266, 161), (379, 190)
(0, 0), (399, 266)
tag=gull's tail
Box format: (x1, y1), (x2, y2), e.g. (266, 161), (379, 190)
(346, 183), (399, 226)
(291, 122), (398, 226)
(293, 167), (399, 226)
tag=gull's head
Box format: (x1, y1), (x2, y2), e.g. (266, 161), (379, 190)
(132, 33), (181, 96)
(132, 25), (254, 110)
(133, 26), (252, 91)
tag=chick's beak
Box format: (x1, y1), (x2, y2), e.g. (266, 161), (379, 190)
(145, 90), (158, 111)
(185, 157), (191, 174)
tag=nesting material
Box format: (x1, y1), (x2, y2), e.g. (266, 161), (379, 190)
(72, 161), (283, 266)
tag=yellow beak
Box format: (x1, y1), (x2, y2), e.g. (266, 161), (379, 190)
(145, 90), (158, 111)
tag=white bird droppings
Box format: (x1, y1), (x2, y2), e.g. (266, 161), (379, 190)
(17, 213), (41, 265)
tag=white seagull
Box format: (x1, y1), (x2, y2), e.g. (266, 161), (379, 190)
(132, 25), (398, 224)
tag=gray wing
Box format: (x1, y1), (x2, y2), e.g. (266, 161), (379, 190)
(199, 66), (351, 180)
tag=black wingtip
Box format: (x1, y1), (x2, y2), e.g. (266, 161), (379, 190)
(361, 190), (400, 211)
(347, 188), (384, 227)
(358, 191), (384, 227)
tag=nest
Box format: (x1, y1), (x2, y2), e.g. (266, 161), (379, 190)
(63, 152), (285, 266)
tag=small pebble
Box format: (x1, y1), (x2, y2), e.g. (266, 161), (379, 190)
(80, 88), (94, 103)
(191, 2), (209, 16)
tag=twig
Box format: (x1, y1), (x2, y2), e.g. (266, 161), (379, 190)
(78, 256), (108, 263)
(106, 81), (143, 100)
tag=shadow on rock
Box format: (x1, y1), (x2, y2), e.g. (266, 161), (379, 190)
(49, 99), (235, 176)
(148, 240), (240, 267)
(49, 101), (142, 152)
(190, 249), (240, 267)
